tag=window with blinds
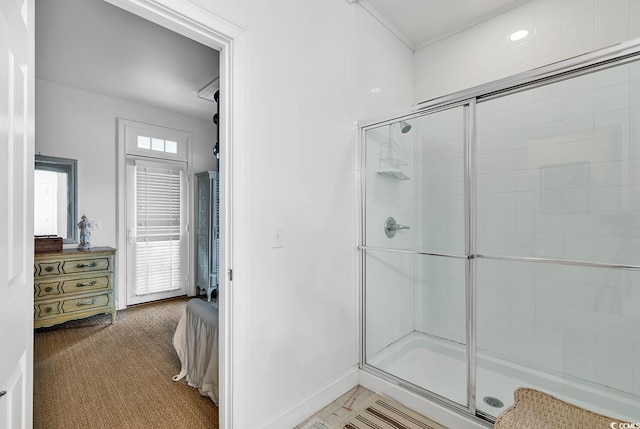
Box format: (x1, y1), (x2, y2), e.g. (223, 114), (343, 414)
(129, 161), (186, 297)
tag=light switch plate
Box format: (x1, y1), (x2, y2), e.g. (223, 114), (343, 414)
(272, 225), (283, 248)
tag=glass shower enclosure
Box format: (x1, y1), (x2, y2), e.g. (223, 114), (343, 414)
(359, 40), (640, 423)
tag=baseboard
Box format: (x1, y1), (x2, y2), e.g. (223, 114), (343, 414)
(259, 366), (359, 429)
(358, 370), (491, 429)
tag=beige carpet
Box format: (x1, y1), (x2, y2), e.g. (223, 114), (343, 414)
(336, 394), (447, 429)
(34, 297), (218, 429)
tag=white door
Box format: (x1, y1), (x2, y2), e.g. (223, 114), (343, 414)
(0, 0), (34, 427)
(126, 157), (188, 305)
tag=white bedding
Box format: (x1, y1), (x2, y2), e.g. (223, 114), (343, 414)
(172, 298), (219, 405)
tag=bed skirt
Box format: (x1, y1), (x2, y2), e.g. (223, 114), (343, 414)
(172, 298), (219, 405)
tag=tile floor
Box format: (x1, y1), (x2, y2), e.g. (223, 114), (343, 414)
(295, 386), (376, 428)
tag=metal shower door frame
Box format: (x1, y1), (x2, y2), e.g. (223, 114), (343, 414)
(358, 37), (640, 425)
(358, 98), (479, 419)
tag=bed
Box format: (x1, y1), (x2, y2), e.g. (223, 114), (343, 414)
(172, 298), (219, 405)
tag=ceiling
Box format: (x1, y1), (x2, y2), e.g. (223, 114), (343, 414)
(35, 0), (220, 121)
(363, 0), (532, 49)
(35, 0), (528, 119)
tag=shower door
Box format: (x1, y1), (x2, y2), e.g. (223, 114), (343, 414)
(361, 50), (640, 423)
(361, 103), (473, 410)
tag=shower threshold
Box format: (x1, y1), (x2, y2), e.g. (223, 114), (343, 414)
(368, 331), (638, 422)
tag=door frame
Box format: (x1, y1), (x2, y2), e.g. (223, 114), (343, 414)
(108, 1), (245, 427)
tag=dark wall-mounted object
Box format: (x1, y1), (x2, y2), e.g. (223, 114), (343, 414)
(213, 89), (220, 159)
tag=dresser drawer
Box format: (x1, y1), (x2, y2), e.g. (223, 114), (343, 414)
(35, 301), (61, 319)
(60, 275), (111, 295)
(62, 257), (111, 275)
(33, 247), (117, 328)
(35, 261), (62, 277)
(61, 293), (111, 314)
(34, 281), (61, 298)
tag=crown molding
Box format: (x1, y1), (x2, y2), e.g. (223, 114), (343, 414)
(356, 0), (414, 51)
(414, 0), (532, 51)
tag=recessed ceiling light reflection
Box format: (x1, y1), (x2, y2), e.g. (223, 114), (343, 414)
(509, 30), (529, 41)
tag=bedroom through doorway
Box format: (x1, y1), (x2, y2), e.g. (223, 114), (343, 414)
(34, 0), (230, 426)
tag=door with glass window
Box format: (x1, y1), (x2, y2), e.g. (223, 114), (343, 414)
(126, 158), (188, 304)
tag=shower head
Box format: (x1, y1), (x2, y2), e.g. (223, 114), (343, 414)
(399, 121), (412, 133)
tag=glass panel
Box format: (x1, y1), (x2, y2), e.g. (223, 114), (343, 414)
(476, 59), (640, 266)
(137, 135), (151, 150)
(364, 107), (465, 255)
(476, 258), (640, 421)
(365, 249), (467, 406)
(151, 138), (165, 152)
(165, 140), (178, 154)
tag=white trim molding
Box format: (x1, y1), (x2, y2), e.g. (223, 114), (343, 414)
(355, 0), (414, 51)
(260, 367), (359, 429)
(104, 0), (245, 47)
(107, 1), (243, 428)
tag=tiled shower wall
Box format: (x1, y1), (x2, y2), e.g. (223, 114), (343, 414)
(474, 62), (640, 396)
(364, 126), (416, 357)
(414, 59), (640, 397)
(413, 107), (467, 345)
(408, 0), (640, 398)
(414, 0), (640, 104)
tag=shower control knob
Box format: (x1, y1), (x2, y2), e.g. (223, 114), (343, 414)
(384, 216), (410, 238)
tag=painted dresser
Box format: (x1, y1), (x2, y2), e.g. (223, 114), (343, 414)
(33, 247), (116, 328)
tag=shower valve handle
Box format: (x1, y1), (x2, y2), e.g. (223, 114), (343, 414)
(384, 217), (410, 238)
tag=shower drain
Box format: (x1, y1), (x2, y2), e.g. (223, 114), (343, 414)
(483, 396), (504, 408)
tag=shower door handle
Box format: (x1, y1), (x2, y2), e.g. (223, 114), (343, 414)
(384, 217), (410, 238)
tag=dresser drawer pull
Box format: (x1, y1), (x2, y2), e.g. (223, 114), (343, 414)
(45, 306), (53, 313)
(76, 299), (96, 306)
(76, 280), (98, 288)
(45, 286), (53, 292)
(45, 266), (54, 272)
(76, 262), (98, 269)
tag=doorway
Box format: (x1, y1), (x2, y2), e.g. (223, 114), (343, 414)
(34, 0), (239, 426)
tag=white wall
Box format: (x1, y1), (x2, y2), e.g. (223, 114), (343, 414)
(414, 0), (640, 103)
(35, 79), (216, 304)
(36, 0), (415, 426)
(166, 0), (414, 427)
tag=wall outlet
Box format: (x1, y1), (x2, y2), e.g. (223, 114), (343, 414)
(272, 225), (283, 248)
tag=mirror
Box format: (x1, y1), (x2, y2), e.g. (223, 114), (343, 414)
(34, 155), (78, 243)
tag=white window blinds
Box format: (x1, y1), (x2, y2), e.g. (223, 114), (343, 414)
(130, 161), (185, 296)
